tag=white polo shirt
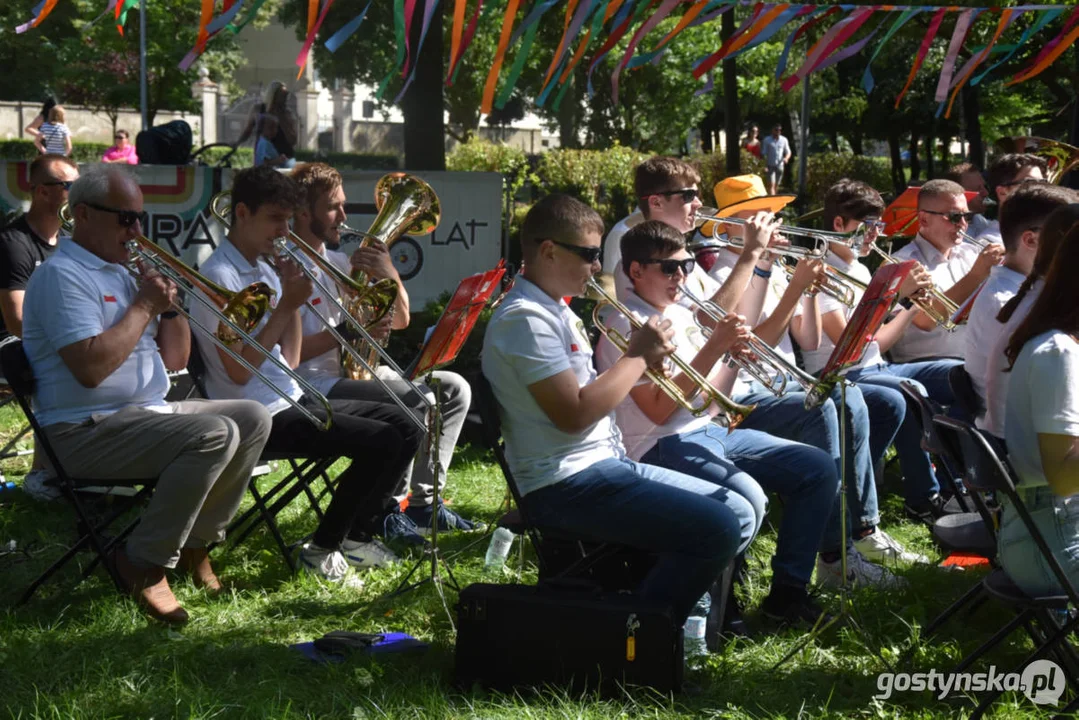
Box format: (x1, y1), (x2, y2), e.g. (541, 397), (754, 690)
(595, 291), (743, 460)
(601, 211), (644, 276)
(481, 275), (623, 496)
(800, 254), (884, 376)
(22, 238), (170, 426)
(889, 235), (978, 362)
(1005, 329), (1079, 489)
(706, 249), (800, 387)
(964, 264), (1025, 411)
(982, 279), (1040, 438)
(293, 242), (349, 396)
(192, 238), (302, 415)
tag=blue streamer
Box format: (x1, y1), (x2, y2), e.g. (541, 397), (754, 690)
(325, 0), (373, 53)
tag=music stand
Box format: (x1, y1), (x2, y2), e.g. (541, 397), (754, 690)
(772, 260), (917, 670)
(386, 262), (507, 627)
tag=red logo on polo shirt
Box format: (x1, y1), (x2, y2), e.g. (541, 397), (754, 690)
(312, 297), (322, 306)
(103, 295), (117, 303)
(570, 343), (579, 352)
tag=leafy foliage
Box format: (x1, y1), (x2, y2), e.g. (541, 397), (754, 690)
(447, 138), (536, 197)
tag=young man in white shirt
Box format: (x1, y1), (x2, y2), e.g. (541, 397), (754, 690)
(977, 153), (1049, 245)
(600, 220), (842, 625)
(807, 179), (963, 523)
(481, 193), (743, 626)
(706, 176), (914, 584)
(288, 163), (479, 542)
(964, 182), (1076, 425)
(889, 179), (1005, 363)
(192, 166), (423, 587)
(761, 125), (792, 195)
(21, 165), (272, 624)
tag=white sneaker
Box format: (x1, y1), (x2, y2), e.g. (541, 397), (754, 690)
(299, 544), (364, 589)
(816, 549), (908, 590)
(22, 469), (61, 502)
(341, 538), (399, 569)
(854, 529), (930, 566)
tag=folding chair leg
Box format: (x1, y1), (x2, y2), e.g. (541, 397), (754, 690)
(247, 482), (297, 572)
(923, 581), (986, 639)
(1054, 693), (1079, 718)
(17, 533), (95, 605)
(954, 609), (1032, 673)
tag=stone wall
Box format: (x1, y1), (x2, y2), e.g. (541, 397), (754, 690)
(0, 101), (200, 144)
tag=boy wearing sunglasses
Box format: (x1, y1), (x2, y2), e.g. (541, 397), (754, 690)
(482, 194), (744, 629)
(889, 179), (1004, 364)
(598, 219), (844, 627)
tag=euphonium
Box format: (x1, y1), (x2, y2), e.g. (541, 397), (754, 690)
(586, 278), (755, 429)
(337, 173), (440, 381)
(994, 136), (1079, 185)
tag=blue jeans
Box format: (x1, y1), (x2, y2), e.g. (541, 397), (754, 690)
(998, 487), (1079, 597)
(524, 457), (743, 623)
(644, 424), (839, 588)
(736, 381), (901, 552)
(847, 359), (962, 506)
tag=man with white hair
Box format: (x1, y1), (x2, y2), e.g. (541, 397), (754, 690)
(21, 164), (272, 625)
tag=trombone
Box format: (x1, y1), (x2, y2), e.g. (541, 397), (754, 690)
(58, 203), (335, 430)
(869, 244), (960, 330)
(586, 278), (756, 429)
(692, 207), (831, 259)
(207, 192), (430, 432)
(677, 284), (835, 410)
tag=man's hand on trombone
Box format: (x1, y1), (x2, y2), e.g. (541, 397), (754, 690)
(133, 261), (178, 316)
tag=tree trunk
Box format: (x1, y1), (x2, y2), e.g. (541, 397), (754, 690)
(700, 117), (714, 153)
(888, 129), (905, 195)
(557, 79), (579, 149)
(962, 84), (984, 168)
(828, 129), (840, 153)
(721, 10), (741, 176)
(925, 126), (935, 179)
(850, 132), (863, 155)
(908, 133), (921, 182)
(940, 134), (950, 168)
(402, 0), (446, 170)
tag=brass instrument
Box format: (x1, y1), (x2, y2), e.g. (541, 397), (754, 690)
(337, 173), (440, 381)
(869, 244), (960, 330)
(58, 203), (335, 430)
(693, 207), (866, 259)
(586, 278), (756, 429)
(994, 136), (1079, 185)
(775, 257), (862, 309)
(677, 284), (835, 410)
(205, 193), (430, 432)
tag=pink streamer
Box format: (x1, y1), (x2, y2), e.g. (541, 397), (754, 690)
(935, 8), (977, 103)
(612, 0), (682, 104)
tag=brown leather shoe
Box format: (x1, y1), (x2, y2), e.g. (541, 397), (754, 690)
(113, 548), (189, 625)
(178, 547), (223, 595)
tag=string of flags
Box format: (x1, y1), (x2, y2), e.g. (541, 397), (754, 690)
(15, 0), (1079, 120)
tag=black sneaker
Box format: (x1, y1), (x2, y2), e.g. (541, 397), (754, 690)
(761, 584), (834, 627)
(904, 493), (964, 525)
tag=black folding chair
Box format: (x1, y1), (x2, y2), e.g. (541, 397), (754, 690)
(1, 341), (157, 606)
(898, 380), (973, 515)
(948, 364), (984, 420)
(188, 335), (337, 571)
(937, 417), (1079, 715)
(473, 372), (655, 592)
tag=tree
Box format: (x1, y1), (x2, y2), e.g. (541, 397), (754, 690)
(0, 0), (81, 103)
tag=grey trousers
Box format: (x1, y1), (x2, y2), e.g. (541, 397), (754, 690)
(335, 368), (471, 506)
(43, 399), (272, 568)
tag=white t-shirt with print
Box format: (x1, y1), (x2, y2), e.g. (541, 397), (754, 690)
(1005, 329), (1079, 490)
(481, 276), (624, 496)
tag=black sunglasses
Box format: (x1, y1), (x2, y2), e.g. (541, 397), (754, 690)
(650, 188), (700, 204)
(546, 238), (602, 264)
(922, 210), (975, 226)
(41, 180), (73, 191)
(640, 257), (696, 276)
(84, 202), (142, 228)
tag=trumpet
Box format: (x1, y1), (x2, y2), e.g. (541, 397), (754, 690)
(59, 203), (336, 430)
(775, 257), (866, 309)
(206, 193), (430, 432)
(869, 244), (960, 330)
(692, 207), (831, 259)
(586, 278), (756, 429)
(677, 284), (835, 410)
(960, 230), (995, 250)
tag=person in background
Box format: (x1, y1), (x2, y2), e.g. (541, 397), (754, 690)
(0, 155), (80, 501)
(978, 154), (1049, 245)
(35, 106), (71, 157)
(999, 221), (1079, 598)
(103, 130), (139, 165)
(237, 81), (298, 169)
(946, 162), (990, 238)
(23, 97), (57, 145)
(742, 125), (762, 159)
(761, 125), (791, 195)
(255, 116), (288, 168)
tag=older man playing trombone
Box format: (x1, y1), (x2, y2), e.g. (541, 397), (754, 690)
(21, 165), (272, 625)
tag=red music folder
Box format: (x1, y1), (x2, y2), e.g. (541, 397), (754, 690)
(818, 260), (918, 378)
(410, 260), (507, 379)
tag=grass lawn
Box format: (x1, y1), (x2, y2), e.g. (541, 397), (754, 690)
(0, 400), (1069, 719)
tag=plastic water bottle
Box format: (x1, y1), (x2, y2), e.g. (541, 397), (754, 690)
(683, 592), (711, 664)
(484, 527), (515, 569)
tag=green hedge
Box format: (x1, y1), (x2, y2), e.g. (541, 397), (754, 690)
(447, 137), (536, 197)
(293, 150), (400, 170)
(804, 154), (892, 207)
(0, 139), (112, 163)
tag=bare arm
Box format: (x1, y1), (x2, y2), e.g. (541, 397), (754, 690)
(789, 294), (822, 351)
(0, 290), (25, 338)
(1037, 433), (1079, 497)
(914, 244), (1004, 331)
(63, 134), (72, 156)
(215, 306), (298, 384)
(155, 314), (191, 371)
(24, 115), (44, 138)
(299, 327), (339, 362)
(352, 244), (410, 329)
